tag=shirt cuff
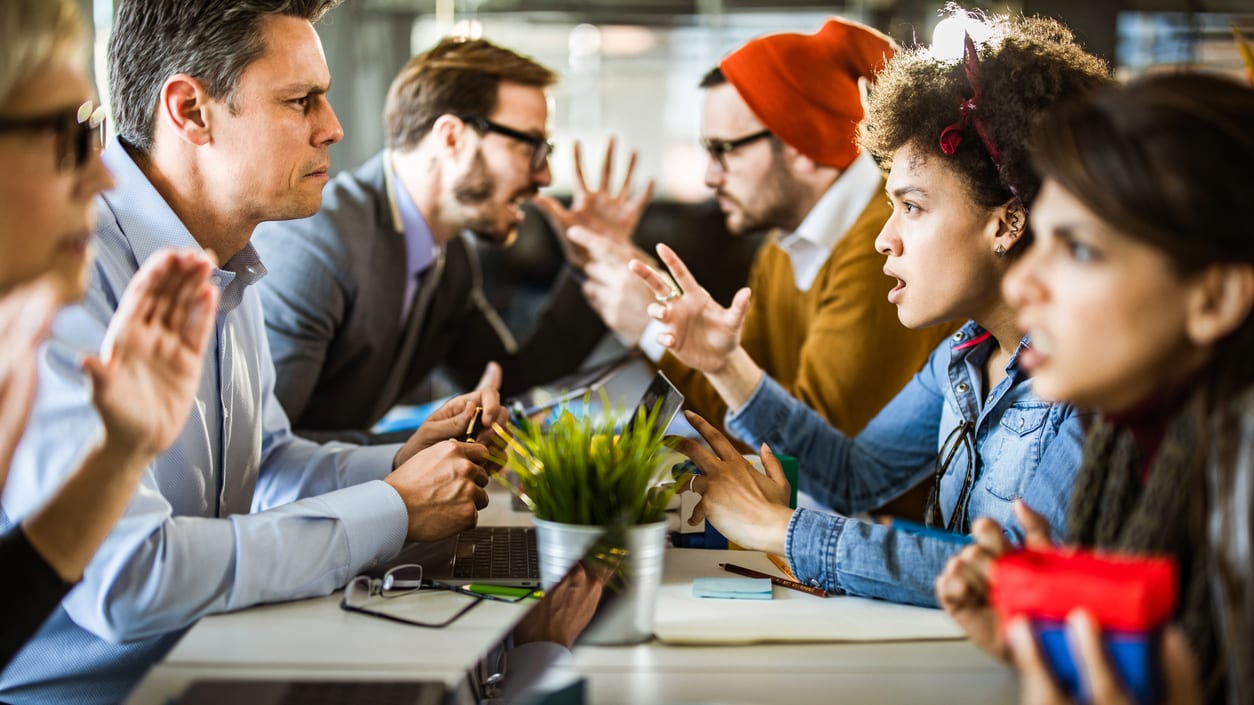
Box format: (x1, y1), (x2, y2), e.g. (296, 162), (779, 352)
(637, 319), (668, 362)
(785, 508), (847, 594)
(320, 480), (409, 570)
(724, 374), (789, 444)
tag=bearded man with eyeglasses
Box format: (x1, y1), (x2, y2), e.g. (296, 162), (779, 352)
(252, 37), (635, 445)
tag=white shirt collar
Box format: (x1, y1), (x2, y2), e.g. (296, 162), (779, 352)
(775, 150), (883, 291)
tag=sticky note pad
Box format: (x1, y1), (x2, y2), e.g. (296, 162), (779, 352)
(692, 577), (773, 600)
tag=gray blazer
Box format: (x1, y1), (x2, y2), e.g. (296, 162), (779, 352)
(253, 152), (605, 443)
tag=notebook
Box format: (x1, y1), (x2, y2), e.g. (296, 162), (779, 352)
(387, 371), (685, 587)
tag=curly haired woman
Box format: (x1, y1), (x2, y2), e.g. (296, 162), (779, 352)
(666, 13), (1110, 606)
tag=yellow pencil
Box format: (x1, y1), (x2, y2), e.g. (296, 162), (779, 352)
(766, 553), (796, 580)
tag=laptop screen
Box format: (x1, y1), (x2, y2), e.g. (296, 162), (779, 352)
(621, 371), (684, 435)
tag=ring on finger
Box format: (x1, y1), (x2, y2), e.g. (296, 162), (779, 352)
(655, 289), (680, 305)
(687, 474), (698, 494)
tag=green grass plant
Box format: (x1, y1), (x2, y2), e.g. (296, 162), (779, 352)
(490, 394), (680, 526)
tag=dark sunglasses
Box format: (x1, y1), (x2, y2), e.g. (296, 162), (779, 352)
(458, 114), (553, 173)
(701, 129), (772, 171)
(0, 100), (106, 172)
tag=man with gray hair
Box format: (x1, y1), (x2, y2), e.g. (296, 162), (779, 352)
(0, 2), (499, 702)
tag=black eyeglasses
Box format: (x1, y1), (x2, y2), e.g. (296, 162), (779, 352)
(459, 115), (553, 173)
(0, 100), (106, 172)
(701, 129), (772, 171)
(340, 563), (535, 629)
(924, 419), (977, 532)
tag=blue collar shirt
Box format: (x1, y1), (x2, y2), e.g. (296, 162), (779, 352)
(725, 320), (1089, 607)
(0, 138), (406, 704)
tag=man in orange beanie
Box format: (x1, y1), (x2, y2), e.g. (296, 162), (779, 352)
(571, 18), (957, 516)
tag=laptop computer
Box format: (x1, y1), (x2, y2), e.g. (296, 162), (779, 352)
(175, 534), (614, 705)
(387, 371), (685, 588)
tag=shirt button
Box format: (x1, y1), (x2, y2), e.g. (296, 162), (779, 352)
(952, 331), (965, 342)
(1018, 418), (1024, 428)
(956, 383), (970, 394)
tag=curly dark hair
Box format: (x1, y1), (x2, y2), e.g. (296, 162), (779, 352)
(861, 13), (1109, 220)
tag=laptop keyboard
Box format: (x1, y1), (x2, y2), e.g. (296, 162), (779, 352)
(451, 527), (539, 580)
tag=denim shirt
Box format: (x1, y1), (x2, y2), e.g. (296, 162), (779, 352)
(725, 320), (1087, 607)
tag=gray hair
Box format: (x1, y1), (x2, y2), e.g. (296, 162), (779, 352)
(0, 0), (86, 109)
(107, 0), (343, 154)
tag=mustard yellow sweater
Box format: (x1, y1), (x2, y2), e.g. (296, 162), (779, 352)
(659, 193), (959, 438)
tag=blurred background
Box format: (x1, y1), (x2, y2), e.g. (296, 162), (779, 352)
(77, 0), (1254, 334)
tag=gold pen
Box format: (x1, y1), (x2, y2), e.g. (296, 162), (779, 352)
(464, 406), (484, 442)
(719, 562), (829, 598)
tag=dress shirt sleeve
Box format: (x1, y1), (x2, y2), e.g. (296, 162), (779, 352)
(0, 527), (74, 671)
(2, 294), (408, 644)
(724, 357), (941, 515)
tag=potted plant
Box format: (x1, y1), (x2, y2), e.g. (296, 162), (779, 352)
(490, 394), (681, 644)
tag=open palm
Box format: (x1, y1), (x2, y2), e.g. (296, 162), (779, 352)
(533, 138), (654, 268)
(87, 250), (218, 456)
(630, 243), (752, 374)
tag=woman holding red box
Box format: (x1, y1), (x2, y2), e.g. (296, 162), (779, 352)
(937, 73), (1254, 704)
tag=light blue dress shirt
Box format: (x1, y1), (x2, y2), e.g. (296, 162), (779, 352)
(0, 139), (407, 704)
(725, 320), (1089, 607)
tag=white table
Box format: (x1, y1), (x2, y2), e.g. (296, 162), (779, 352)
(126, 484), (1017, 705)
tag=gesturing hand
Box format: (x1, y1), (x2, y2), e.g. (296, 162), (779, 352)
(934, 501), (1056, 659)
(566, 226), (656, 344)
(88, 249), (219, 457)
(0, 280), (59, 488)
(533, 138), (655, 270)
(630, 243), (752, 374)
(675, 410), (792, 555)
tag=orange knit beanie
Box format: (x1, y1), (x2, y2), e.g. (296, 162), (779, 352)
(720, 18), (895, 169)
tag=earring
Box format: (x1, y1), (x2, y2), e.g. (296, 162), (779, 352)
(994, 244), (1007, 257)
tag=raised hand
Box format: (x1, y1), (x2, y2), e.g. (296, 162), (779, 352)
(566, 226), (656, 344)
(676, 410), (793, 555)
(86, 249), (219, 457)
(0, 280), (59, 488)
(533, 138), (655, 270)
(935, 501), (1056, 658)
(630, 243), (752, 374)
(393, 362), (507, 469)
(384, 439), (490, 542)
